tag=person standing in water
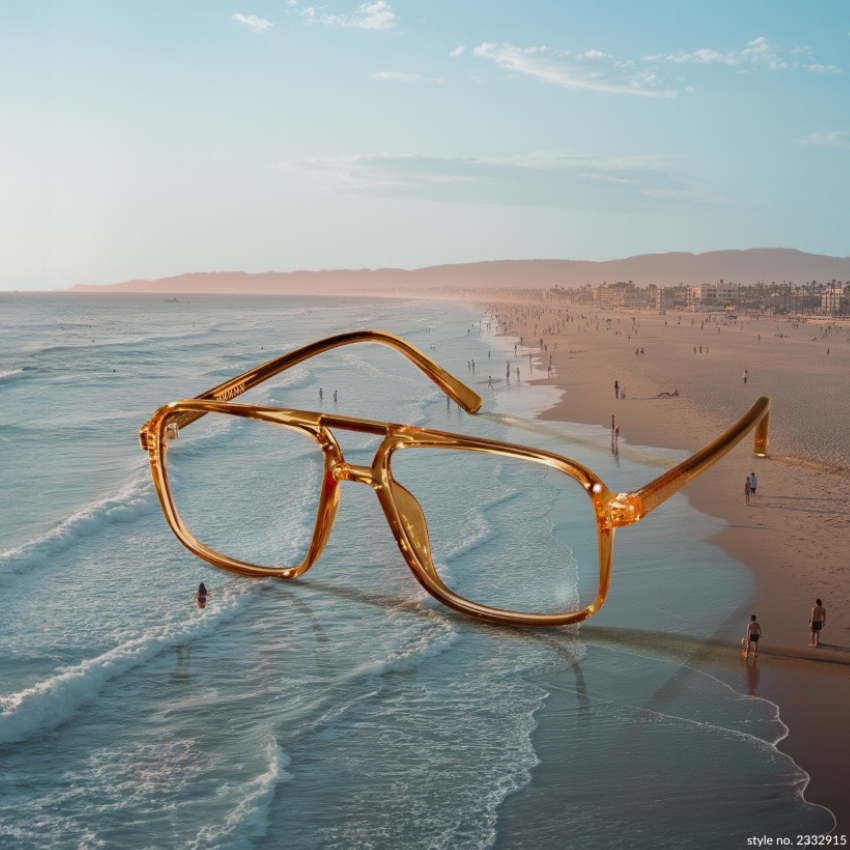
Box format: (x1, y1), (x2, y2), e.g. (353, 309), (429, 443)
(194, 583), (210, 609)
(744, 614), (762, 657)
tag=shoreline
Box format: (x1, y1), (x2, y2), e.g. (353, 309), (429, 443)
(487, 302), (850, 833)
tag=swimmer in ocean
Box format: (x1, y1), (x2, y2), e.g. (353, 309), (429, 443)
(194, 582), (210, 609)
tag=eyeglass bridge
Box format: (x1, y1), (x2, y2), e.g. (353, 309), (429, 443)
(332, 461), (379, 488)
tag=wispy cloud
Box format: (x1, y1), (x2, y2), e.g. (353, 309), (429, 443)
(279, 152), (690, 211)
(473, 43), (674, 97)
(801, 131), (850, 149)
(783, 44), (840, 73)
(647, 37), (787, 69)
(646, 37), (840, 73)
(450, 45), (465, 58)
(370, 72), (424, 81)
(303, 1), (398, 30)
(807, 64), (841, 73)
(232, 13), (273, 33)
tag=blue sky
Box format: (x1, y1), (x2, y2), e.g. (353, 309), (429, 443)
(2, 1), (848, 289)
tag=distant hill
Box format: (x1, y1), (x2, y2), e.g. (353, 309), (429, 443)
(68, 249), (850, 295)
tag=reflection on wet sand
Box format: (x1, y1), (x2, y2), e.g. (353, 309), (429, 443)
(279, 577), (850, 674)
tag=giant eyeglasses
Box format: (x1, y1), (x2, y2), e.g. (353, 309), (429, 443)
(140, 331), (770, 627)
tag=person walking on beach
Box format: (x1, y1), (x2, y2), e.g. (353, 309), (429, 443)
(743, 369), (748, 384)
(743, 614), (762, 657)
(809, 599), (826, 647)
(748, 472), (758, 498)
(614, 380), (619, 399)
(744, 477), (751, 505)
(194, 583), (210, 609)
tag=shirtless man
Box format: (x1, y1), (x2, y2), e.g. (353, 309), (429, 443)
(809, 599), (827, 647)
(744, 615), (762, 657)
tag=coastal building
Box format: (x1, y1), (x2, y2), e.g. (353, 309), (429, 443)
(686, 280), (740, 309)
(655, 286), (686, 312)
(593, 281), (631, 309)
(821, 286), (846, 315)
(592, 281), (643, 309)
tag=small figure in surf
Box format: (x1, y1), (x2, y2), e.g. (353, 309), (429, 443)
(743, 614), (762, 657)
(194, 583), (210, 609)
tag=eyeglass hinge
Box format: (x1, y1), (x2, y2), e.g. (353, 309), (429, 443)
(610, 493), (644, 526)
(139, 422), (178, 451)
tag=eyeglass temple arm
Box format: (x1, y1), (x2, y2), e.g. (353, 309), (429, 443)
(613, 396), (770, 526)
(141, 331), (482, 442)
(198, 329), (480, 409)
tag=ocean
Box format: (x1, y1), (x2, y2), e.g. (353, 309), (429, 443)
(0, 293), (833, 849)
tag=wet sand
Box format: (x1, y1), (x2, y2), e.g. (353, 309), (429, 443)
(491, 302), (850, 833)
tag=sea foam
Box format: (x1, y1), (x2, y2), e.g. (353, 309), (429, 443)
(187, 738), (292, 850)
(0, 590), (254, 745)
(0, 472), (156, 577)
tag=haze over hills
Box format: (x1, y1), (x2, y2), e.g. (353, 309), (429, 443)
(67, 249), (850, 296)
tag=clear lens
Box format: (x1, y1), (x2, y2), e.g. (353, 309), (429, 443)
(389, 446), (600, 616)
(163, 412), (324, 568)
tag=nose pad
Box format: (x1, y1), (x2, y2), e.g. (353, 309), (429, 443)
(288, 466), (341, 578)
(313, 475), (341, 552)
(389, 480), (439, 581)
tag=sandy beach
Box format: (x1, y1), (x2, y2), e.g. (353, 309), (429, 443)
(486, 299), (850, 833)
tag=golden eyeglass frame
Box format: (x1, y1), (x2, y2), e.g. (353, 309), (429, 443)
(140, 330), (770, 627)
